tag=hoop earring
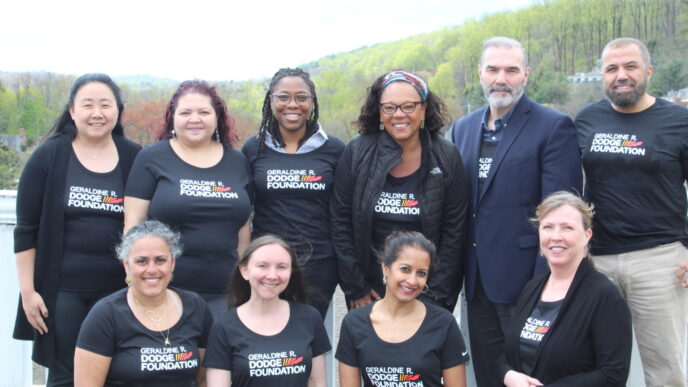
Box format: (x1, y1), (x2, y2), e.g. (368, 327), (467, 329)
(422, 284), (428, 294)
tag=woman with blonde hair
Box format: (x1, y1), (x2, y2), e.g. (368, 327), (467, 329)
(498, 191), (632, 386)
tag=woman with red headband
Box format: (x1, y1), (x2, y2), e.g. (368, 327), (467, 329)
(331, 71), (469, 311)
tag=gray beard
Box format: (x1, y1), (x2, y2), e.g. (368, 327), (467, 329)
(483, 85), (525, 109)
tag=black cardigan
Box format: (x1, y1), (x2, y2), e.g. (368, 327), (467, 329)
(13, 133), (141, 367)
(330, 129), (469, 309)
(497, 258), (632, 386)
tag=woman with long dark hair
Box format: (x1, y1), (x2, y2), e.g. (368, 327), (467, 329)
(204, 235), (330, 387)
(331, 71), (468, 311)
(124, 80), (252, 316)
(13, 73), (141, 386)
(242, 68), (344, 318)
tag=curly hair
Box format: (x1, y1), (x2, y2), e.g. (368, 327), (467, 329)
(257, 68), (319, 152)
(116, 220), (182, 262)
(355, 72), (450, 136)
(158, 80), (238, 147)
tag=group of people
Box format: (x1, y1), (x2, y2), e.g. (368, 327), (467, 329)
(11, 34), (687, 387)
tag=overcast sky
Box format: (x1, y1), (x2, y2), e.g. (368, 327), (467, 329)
(3, 0), (533, 81)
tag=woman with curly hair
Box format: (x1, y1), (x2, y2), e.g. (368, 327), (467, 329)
(331, 71), (469, 311)
(124, 80), (252, 316)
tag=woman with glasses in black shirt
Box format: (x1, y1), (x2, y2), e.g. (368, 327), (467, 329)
(242, 68), (344, 319)
(331, 71), (468, 312)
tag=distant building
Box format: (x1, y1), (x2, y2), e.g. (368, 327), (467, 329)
(664, 88), (688, 108)
(0, 134), (24, 152)
(568, 72), (602, 84)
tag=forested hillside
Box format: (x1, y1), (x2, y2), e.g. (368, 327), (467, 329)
(0, 0), (686, 188)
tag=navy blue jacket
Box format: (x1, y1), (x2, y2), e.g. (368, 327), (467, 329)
(452, 95), (582, 303)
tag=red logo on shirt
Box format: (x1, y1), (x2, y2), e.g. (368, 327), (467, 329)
(212, 186), (232, 192)
(282, 357), (303, 366)
(622, 140), (643, 147)
(301, 175), (322, 182)
(399, 374), (421, 381)
(402, 200), (419, 207)
(175, 352), (193, 361)
(102, 196), (124, 204)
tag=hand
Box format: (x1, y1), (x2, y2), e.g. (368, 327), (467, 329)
(504, 370), (543, 387)
(675, 257), (688, 288)
(349, 289), (381, 309)
(21, 290), (49, 334)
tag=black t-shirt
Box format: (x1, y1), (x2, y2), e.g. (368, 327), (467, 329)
(336, 302), (469, 387)
(241, 135), (344, 262)
(126, 141), (253, 293)
(76, 287), (213, 387)
(372, 169), (423, 249)
(204, 302), (331, 387)
(518, 298), (563, 374)
(576, 98), (688, 254)
(371, 170), (423, 283)
(62, 149), (126, 291)
(478, 137), (498, 194)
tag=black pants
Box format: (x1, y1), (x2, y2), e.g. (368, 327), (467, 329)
(48, 289), (115, 387)
(302, 258), (339, 319)
(467, 276), (514, 387)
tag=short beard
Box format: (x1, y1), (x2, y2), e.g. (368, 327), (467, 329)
(604, 76), (648, 108)
(482, 83), (525, 109)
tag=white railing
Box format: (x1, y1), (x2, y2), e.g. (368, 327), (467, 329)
(0, 190), (34, 387)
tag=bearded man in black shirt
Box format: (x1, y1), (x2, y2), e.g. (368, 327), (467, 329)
(575, 37), (688, 387)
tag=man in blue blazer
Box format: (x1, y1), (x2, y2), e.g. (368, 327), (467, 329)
(452, 37), (582, 387)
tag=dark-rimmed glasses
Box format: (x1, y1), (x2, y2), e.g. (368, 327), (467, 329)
(271, 93), (312, 106)
(379, 101), (423, 115)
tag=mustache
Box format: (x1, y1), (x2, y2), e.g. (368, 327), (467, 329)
(489, 85), (514, 93)
(612, 79), (635, 88)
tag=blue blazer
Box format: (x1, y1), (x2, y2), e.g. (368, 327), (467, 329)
(452, 95), (582, 303)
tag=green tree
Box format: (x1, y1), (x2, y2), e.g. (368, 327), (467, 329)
(0, 145), (21, 189)
(429, 63), (458, 100)
(17, 88), (49, 138)
(0, 88), (18, 134)
(648, 59), (687, 97)
(528, 66), (571, 105)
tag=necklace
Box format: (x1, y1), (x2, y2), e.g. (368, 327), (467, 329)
(133, 290), (171, 345)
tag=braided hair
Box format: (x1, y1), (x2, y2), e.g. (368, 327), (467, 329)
(258, 68), (319, 152)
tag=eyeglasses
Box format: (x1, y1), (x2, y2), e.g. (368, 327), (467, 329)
(379, 101), (423, 115)
(271, 93), (312, 106)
